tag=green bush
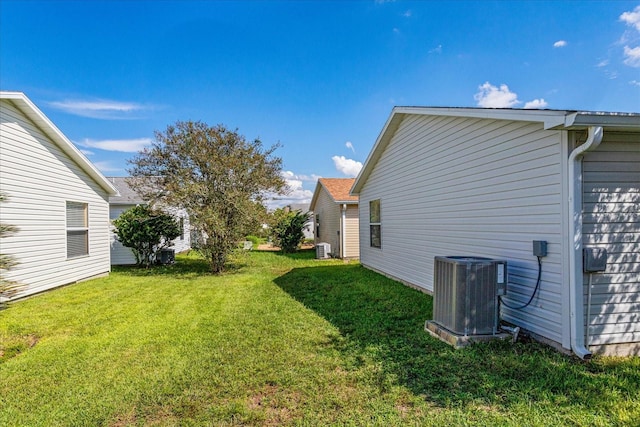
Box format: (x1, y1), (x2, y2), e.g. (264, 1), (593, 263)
(113, 205), (181, 268)
(270, 209), (311, 253)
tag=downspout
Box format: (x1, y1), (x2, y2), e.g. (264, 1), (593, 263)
(567, 126), (603, 360)
(341, 204), (347, 258)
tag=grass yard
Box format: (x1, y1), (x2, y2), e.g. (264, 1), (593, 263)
(1, 250), (639, 426)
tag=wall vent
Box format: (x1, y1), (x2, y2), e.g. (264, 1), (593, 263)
(432, 256), (507, 336)
(316, 243), (331, 259)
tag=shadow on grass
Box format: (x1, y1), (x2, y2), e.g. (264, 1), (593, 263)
(274, 264), (640, 417)
(254, 248), (317, 261)
(111, 251), (248, 278)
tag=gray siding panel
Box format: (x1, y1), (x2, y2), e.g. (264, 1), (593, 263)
(359, 115), (566, 344)
(582, 132), (640, 349)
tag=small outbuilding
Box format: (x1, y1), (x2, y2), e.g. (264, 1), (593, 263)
(310, 178), (359, 259)
(0, 92), (118, 299)
(351, 107), (639, 357)
(107, 177), (191, 265)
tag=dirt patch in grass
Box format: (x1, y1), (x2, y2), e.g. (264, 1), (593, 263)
(247, 384), (301, 426)
(0, 333), (39, 362)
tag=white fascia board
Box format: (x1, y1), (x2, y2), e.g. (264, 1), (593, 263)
(1, 92), (119, 196)
(308, 180), (323, 211)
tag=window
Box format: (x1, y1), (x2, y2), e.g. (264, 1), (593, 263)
(67, 201), (88, 258)
(315, 214), (320, 238)
(370, 199), (381, 248)
(179, 217), (185, 240)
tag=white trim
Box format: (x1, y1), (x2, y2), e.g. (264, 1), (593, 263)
(0, 92), (118, 197)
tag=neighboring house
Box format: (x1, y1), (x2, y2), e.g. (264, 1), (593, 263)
(0, 92), (119, 299)
(107, 177), (191, 265)
(310, 178), (359, 259)
(288, 202), (313, 240)
(351, 107), (640, 357)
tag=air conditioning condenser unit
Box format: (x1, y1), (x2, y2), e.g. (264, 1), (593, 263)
(316, 243), (331, 259)
(431, 256), (507, 336)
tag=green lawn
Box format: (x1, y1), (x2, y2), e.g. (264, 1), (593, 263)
(1, 251), (638, 426)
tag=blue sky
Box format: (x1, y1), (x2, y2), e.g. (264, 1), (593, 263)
(2, 1), (639, 207)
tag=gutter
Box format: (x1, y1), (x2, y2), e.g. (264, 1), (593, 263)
(567, 126), (603, 360)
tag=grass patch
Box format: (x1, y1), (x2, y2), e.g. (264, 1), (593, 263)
(1, 250), (638, 426)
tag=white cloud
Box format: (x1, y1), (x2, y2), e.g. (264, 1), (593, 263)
(596, 59), (610, 67)
(474, 82), (520, 108)
(79, 149), (95, 156)
(332, 156), (363, 177)
(630, 80), (640, 87)
(78, 138), (153, 153)
(265, 171), (316, 210)
(553, 40), (567, 48)
(281, 171), (320, 182)
(345, 141), (355, 153)
(92, 161), (124, 173)
(523, 99), (548, 109)
(623, 45), (640, 67)
(429, 44), (443, 54)
(48, 98), (148, 119)
(402, 10), (412, 18)
(620, 5), (640, 31)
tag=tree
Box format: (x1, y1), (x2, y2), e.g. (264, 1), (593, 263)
(0, 193), (22, 306)
(112, 205), (181, 268)
(127, 121), (286, 273)
(270, 208), (311, 253)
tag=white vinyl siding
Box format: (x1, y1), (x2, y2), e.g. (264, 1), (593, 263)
(582, 132), (640, 351)
(109, 205), (138, 265)
(0, 99), (111, 298)
(358, 114), (566, 344)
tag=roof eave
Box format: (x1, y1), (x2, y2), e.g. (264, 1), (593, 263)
(1, 92), (119, 196)
(546, 111), (640, 131)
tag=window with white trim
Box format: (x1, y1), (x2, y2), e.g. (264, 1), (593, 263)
(66, 201), (88, 258)
(369, 199), (381, 248)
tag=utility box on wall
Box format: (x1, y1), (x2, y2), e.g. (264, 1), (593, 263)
(431, 256), (507, 336)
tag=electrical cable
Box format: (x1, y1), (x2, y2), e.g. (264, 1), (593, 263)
(500, 256), (542, 310)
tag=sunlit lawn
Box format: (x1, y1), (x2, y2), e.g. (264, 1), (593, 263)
(1, 250), (639, 426)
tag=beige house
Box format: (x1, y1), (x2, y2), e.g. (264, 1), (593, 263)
(310, 178), (359, 259)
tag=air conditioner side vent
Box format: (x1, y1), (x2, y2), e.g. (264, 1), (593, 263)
(432, 256), (507, 336)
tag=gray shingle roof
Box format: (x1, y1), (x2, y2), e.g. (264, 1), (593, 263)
(106, 177), (146, 204)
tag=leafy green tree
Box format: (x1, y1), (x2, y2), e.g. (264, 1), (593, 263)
(112, 205), (181, 268)
(0, 193), (22, 305)
(270, 208), (311, 253)
(127, 121), (285, 273)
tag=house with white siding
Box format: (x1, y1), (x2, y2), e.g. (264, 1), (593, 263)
(0, 92), (118, 299)
(351, 107), (639, 358)
(107, 177), (191, 265)
(310, 178), (359, 259)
